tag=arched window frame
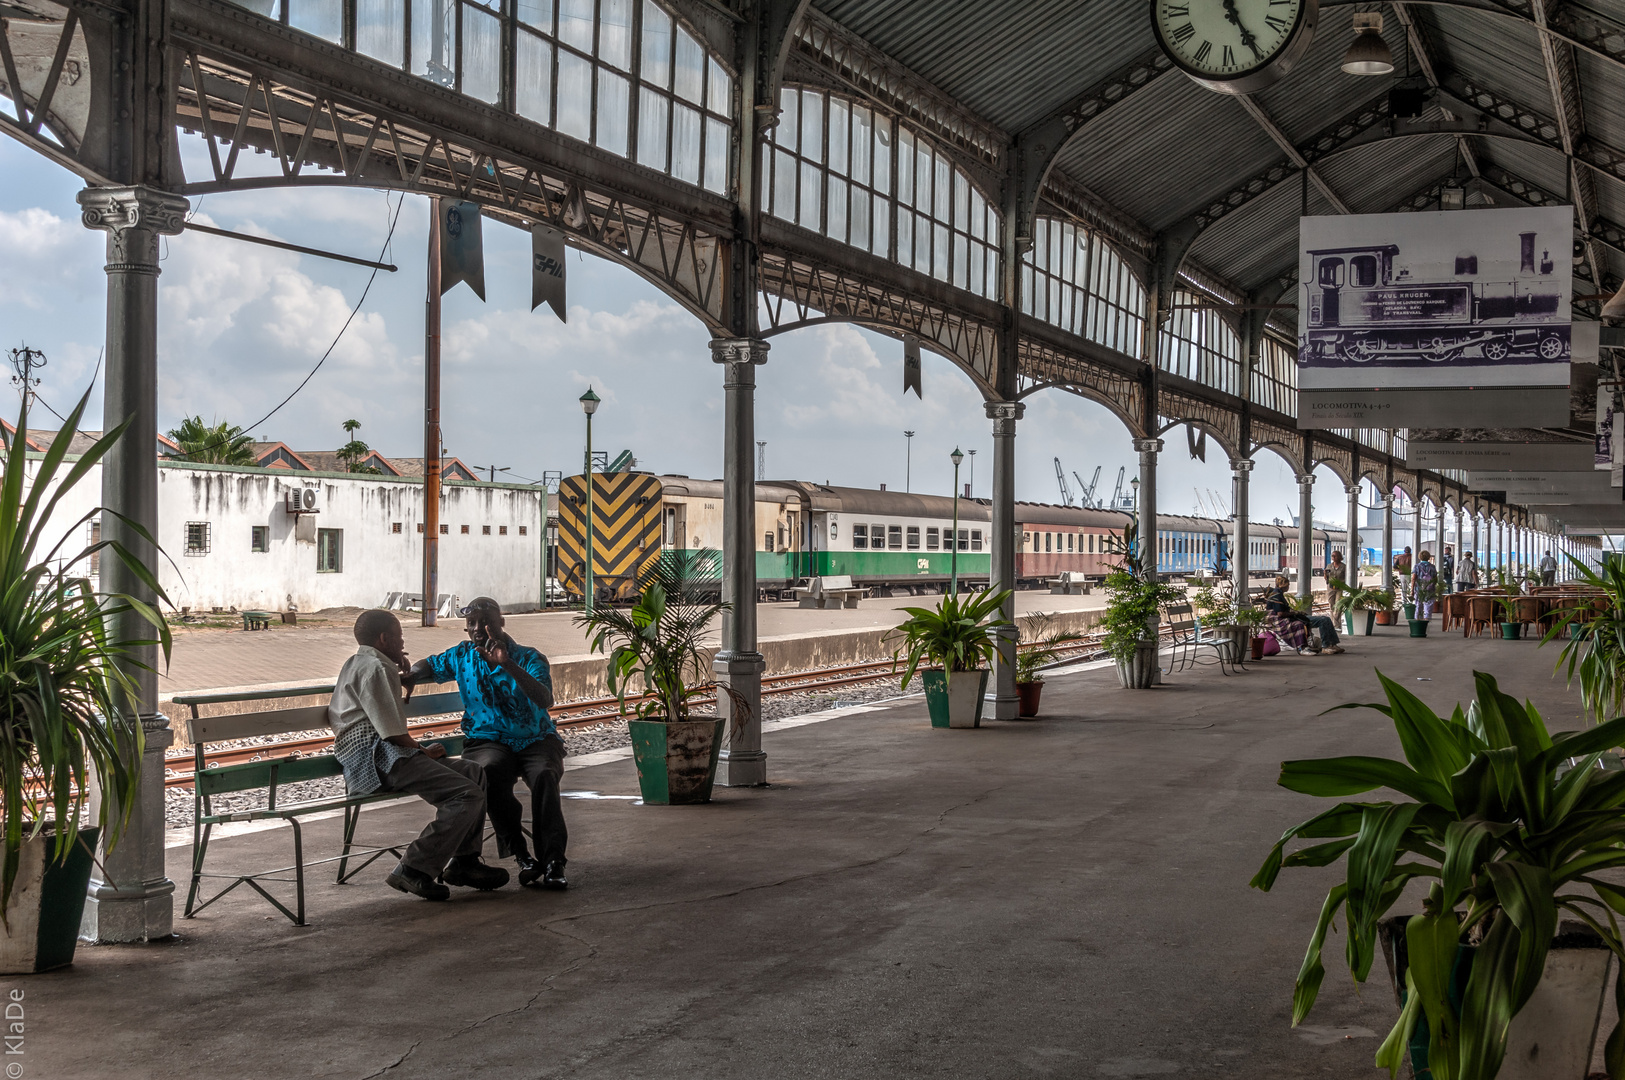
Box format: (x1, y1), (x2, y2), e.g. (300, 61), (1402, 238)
(248, 0), (737, 195)
(1254, 333), (1297, 414)
(763, 85), (1002, 302)
(1158, 289), (1242, 397)
(1020, 216), (1147, 360)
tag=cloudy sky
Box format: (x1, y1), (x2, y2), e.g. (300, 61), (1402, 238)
(0, 132), (1349, 523)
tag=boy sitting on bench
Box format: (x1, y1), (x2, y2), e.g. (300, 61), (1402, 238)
(329, 610), (510, 901)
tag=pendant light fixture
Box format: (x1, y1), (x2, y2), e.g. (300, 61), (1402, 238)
(1343, 12), (1395, 76)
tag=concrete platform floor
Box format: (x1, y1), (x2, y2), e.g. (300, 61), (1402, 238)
(35, 627), (1585, 1079)
(156, 590), (1106, 693)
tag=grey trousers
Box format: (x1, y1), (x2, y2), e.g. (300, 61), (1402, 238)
(379, 754), (488, 877)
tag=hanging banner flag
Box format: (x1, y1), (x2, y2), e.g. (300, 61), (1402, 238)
(531, 223), (567, 322)
(903, 335), (922, 398)
(1187, 425), (1207, 462)
(438, 200), (486, 300)
(1296, 206), (1572, 429)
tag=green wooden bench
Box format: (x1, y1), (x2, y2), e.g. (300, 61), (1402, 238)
(177, 684), (467, 926)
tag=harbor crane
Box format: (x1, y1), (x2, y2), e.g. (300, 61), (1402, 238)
(1054, 458), (1074, 507)
(1109, 466), (1127, 510)
(1076, 466), (1102, 509)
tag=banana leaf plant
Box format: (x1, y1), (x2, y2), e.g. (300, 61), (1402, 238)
(1252, 670), (1625, 1080)
(576, 549), (748, 727)
(0, 388), (172, 920)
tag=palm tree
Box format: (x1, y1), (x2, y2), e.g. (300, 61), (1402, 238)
(337, 418), (381, 474)
(165, 416), (256, 465)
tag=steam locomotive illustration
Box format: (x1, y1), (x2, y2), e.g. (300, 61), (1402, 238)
(1301, 230), (1568, 366)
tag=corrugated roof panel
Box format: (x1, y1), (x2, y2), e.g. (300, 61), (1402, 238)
(1252, 7), (1409, 145)
(811, 0), (1153, 132)
(1050, 72), (1283, 233)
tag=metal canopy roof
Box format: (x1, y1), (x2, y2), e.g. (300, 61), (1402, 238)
(813, 0), (1625, 298)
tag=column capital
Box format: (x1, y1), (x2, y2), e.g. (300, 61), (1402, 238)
(1132, 437), (1164, 455)
(1230, 457), (1255, 473)
(1345, 485), (1361, 496)
(984, 400), (1025, 423)
(1298, 473), (1316, 488)
(709, 337), (769, 365)
(78, 187), (188, 270)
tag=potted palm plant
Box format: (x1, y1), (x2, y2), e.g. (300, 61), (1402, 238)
(1101, 569), (1178, 688)
(1012, 612), (1084, 718)
(577, 549), (744, 805)
(1, 391), (171, 973)
(1333, 586), (1391, 637)
(1189, 582), (1246, 662)
(1232, 605), (1268, 660)
(1491, 568), (1524, 640)
(1252, 670), (1625, 1080)
(886, 589), (1013, 728)
(1547, 553), (1625, 724)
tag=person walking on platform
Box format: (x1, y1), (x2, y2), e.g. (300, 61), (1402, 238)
(1540, 551), (1558, 586)
(408, 597), (570, 891)
(1440, 546), (1455, 594)
(329, 610), (510, 901)
(1458, 550), (1478, 591)
(1394, 546), (1413, 603)
(1326, 551), (1349, 598)
(1413, 551), (1439, 620)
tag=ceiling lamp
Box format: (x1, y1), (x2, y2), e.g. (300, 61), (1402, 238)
(1343, 12), (1394, 76)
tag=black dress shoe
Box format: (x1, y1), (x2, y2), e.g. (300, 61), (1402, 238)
(441, 856), (511, 891)
(516, 856), (544, 888)
(387, 864), (450, 901)
(541, 860), (568, 891)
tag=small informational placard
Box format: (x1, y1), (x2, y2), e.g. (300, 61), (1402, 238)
(1406, 441), (1592, 471)
(1298, 206), (1572, 428)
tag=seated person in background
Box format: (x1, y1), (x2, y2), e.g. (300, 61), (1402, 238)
(329, 610), (510, 902)
(407, 597), (569, 891)
(1260, 575), (1344, 655)
(1413, 551), (1439, 620)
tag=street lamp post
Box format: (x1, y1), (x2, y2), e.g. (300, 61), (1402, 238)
(1130, 475), (1141, 565)
(968, 449), (976, 497)
(580, 387), (601, 614)
(904, 430), (914, 492)
(950, 447), (964, 597)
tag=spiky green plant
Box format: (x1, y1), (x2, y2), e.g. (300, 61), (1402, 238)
(0, 389), (172, 920)
(1546, 553), (1625, 725)
(1012, 611), (1084, 685)
(1252, 670), (1625, 1079)
(576, 549), (734, 723)
(884, 588), (1013, 689)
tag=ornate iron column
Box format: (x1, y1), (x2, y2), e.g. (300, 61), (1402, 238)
(1381, 493), (1395, 594)
(1345, 484), (1361, 588)
(1297, 474), (1315, 599)
(987, 400), (1023, 720)
(1231, 457), (1253, 602)
(77, 185), (187, 943)
(711, 337), (768, 787)
(1134, 438), (1163, 580)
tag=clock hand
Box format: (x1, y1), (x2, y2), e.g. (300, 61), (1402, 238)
(1222, 0), (1263, 59)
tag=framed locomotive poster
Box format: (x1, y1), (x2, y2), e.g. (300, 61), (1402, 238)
(1296, 206), (1572, 428)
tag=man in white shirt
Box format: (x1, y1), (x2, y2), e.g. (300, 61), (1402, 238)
(1541, 551), (1558, 586)
(329, 610), (509, 901)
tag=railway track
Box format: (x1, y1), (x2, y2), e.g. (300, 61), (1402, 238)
(162, 637), (1107, 788)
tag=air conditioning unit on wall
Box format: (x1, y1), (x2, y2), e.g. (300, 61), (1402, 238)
(284, 487), (320, 514)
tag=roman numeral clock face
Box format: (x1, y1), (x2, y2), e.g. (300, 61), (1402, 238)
(1152, 0), (1318, 95)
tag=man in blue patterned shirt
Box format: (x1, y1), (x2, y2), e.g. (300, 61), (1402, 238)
(407, 597), (569, 890)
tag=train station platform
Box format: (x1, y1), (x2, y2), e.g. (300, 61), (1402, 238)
(36, 628), (1590, 1079)
(154, 590), (1108, 696)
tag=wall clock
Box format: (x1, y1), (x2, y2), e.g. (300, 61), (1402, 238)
(1150, 0), (1319, 95)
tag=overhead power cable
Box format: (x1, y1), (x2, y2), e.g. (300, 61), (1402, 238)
(169, 192), (406, 462)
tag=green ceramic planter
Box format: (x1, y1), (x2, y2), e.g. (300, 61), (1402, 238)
(924, 669), (988, 728)
(1408, 618), (1429, 638)
(1403, 603), (1416, 620)
(0, 826), (98, 974)
(1501, 621), (1523, 640)
(628, 718), (725, 804)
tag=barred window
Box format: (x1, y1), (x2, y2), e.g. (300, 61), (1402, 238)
(271, 0), (736, 194)
(1159, 290), (1242, 396)
(1021, 217), (1146, 358)
(764, 87), (1000, 301)
(185, 522), (211, 556)
(1254, 335), (1297, 414)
